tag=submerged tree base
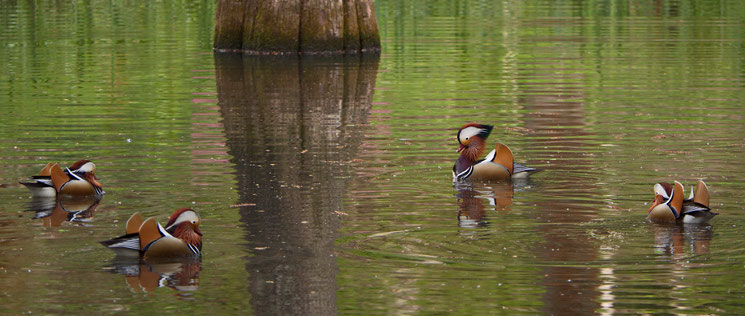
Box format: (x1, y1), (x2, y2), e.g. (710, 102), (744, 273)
(214, 0), (381, 55)
(213, 47), (381, 56)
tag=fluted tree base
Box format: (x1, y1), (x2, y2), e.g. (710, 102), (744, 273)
(214, 0), (380, 55)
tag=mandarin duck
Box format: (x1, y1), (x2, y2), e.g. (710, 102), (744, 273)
(453, 123), (540, 182)
(20, 160), (103, 197)
(647, 180), (716, 224)
(100, 208), (202, 260)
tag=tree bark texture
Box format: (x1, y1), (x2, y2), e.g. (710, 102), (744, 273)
(214, 0), (380, 54)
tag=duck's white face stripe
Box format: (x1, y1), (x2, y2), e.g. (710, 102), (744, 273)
(459, 127), (486, 143)
(167, 211), (200, 229)
(77, 162), (96, 173)
(653, 183), (669, 199)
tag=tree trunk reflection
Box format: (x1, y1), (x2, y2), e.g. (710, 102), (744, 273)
(215, 54), (379, 315)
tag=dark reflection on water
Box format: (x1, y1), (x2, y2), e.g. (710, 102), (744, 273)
(651, 223), (713, 258)
(106, 257), (202, 297)
(519, 55), (603, 313)
(455, 181), (531, 228)
(27, 196), (100, 227)
(215, 53), (379, 315)
(2, 0), (745, 314)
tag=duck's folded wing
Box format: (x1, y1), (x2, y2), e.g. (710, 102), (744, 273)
(100, 233), (141, 257)
(20, 179), (53, 188)
(20, 176), (57, 197)
(682, 201), (711, 214)
(100, 233), (140, 249)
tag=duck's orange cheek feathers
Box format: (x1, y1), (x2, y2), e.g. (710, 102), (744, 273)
(646, 194), (678, 223)
(646, 200), (659, 214)
(90, 177), (102, 188)
(646, 194), (665, 214)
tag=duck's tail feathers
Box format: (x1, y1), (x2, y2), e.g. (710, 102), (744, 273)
(100, 233), (141, 251)
(19, 177), (53, 189)
(682, 202), (711, 214)
(512, 162), (542, 177)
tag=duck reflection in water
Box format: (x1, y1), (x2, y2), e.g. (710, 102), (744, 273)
(27, 196), (100, 227)
(106, 257), (201, 296)
(650, 223), (713, 258)
(456, 180), (535, 228)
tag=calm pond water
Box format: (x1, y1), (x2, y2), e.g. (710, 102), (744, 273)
(2, 0), (745, 314)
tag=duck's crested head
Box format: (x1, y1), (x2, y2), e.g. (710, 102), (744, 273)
(646, 181), (684, 223)
(167, 208), (200, 230)
(69, 160), (95, 173)
(648, 182), (673, 213)
(653, 182), (672, 199)
(166, 208), (202, 251)
(457, 123), (493, 149)
(75, 160), (102, 189)
(456, 123), (493, 161)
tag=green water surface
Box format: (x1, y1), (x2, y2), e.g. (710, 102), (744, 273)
(1, 0), (745, 314)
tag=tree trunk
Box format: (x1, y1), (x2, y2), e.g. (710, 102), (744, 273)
(214, 0), (380, 54)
